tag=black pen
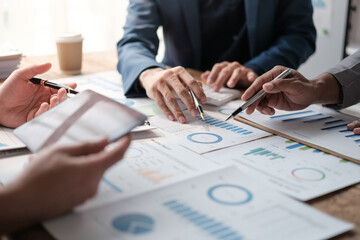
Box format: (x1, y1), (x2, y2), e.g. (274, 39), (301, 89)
(29, 77), (79, 94)
(225, 68), (292, 121)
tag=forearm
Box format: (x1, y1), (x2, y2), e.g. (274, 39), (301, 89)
(0, 179), (48, 234)
(0, 184), (34, 233)
(312, 73), (342, 105)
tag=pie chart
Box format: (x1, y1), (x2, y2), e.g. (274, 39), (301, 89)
(208, 184), (253, 205)
(112, 213), (154, 235)
(187, 132), (223, 144)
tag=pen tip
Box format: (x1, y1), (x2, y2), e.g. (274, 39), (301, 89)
(225, 115), (232, 121)
(201, 113), (205, 120)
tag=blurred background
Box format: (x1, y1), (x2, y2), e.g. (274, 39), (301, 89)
(0, 0), (359, 77)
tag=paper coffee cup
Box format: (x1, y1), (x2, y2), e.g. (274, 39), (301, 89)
(56, 33), (83, 74)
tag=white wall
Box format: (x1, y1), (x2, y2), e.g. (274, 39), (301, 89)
(347, 0), (360, 55)
(299, 0), (349, 79)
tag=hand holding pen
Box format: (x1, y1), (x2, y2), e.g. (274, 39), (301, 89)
(189, 89), (205, 120)
(226, 68), (292, 121)
(30, 77), (79, 94)
(238, 66), (325, 116)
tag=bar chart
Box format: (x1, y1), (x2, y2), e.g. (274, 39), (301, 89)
(195, 115), (253, 135)
(163, 200), (243, 240)
(45, 167), (352, 240)
(244, 147), (285, 160)
(239, 105), (360, 162)
(204, 136), (360, 201)
(76, 139), (219, 212)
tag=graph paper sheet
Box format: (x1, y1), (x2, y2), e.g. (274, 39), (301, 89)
(150, 110), (270, 154)
(235, 104), (360, 163)
(203, 135), (360, 201)
(73, 138), (220, 212)
(44, 167), (352, 240)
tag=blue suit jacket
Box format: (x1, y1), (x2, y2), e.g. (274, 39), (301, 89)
(117, 0), (316, 97)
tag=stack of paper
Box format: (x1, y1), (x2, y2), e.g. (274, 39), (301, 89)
(0, 49), (22, 79)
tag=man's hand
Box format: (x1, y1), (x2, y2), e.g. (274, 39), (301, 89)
(201, 61), (257, 92)
(241, 66), (341, 115)
(139, 66), (207, 123)
(0, 136), (131, 232)
(347, 119), (360, 135)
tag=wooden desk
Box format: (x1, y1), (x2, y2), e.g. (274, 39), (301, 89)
(4, 51), (360, 240)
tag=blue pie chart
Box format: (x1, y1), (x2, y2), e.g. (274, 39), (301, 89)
(112, 214), (154, 235)
(208, 184), (253, 205)
(187, 133), (223, 144)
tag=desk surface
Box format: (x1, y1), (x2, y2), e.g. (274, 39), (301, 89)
(5, 51), (360, 240)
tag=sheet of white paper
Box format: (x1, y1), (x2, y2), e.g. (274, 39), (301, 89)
(239, 105), (360, 162)
(76, 138), (220, 211)
(45, 167), (352, 240)
(0, 127), (26, 151)
(203, 135), (360, 201)
(341, 102), (360, 118)
(150, 109), (270, 154)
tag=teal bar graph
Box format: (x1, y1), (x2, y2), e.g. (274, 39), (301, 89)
(244, 147), (285, 160)
(196, 116), (253, 135)
(164, 200), (243, 240)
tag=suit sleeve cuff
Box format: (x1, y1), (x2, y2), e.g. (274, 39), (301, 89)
(122, 63), (166, 98)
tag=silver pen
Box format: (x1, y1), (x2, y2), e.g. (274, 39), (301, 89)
(225, 68), (292, 121)
(189, 89), (205, 120)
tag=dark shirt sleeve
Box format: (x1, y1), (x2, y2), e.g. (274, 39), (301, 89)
(117, 0), (166, 97)
(325, 50), (360, 109)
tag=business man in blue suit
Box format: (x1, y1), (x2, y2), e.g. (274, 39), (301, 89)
(117, 0), (316, 123)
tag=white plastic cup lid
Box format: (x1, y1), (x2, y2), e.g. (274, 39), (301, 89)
(56, 33), (83, 43)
